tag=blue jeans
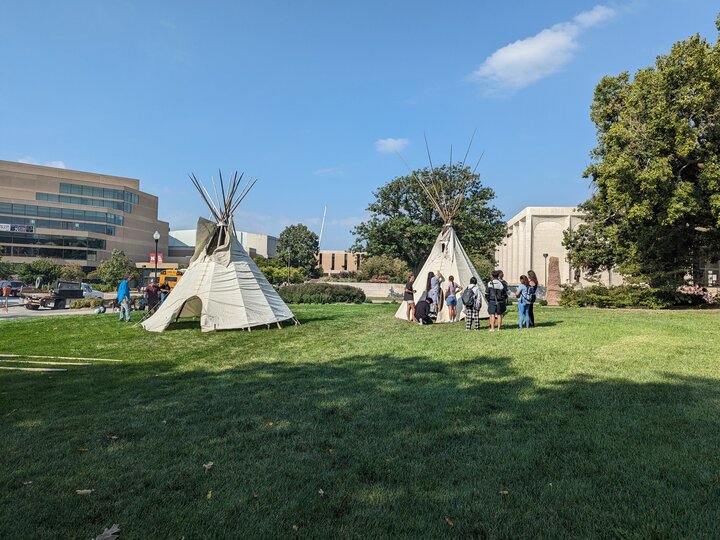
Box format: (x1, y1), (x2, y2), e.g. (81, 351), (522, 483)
(517, 302), (530, 328)
(119, 298), (131, 322)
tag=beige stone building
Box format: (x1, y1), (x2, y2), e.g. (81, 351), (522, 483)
(0, 160), (169, 269)
(495, 206), (623, 287)
(317, 250), (363, 275)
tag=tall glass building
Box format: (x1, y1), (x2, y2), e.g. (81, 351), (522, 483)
(0, 160), (169, 270)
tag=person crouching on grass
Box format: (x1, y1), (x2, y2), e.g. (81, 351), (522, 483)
(404, 274), (417, 321)
(414, 297), (434, 325)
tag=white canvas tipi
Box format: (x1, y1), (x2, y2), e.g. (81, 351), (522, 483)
(394, 224), (488, 322)
(394, 141), (488, 322)
(142, 172), (295, 332)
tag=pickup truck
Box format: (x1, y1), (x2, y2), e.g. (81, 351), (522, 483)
(22, 280), (85, 310)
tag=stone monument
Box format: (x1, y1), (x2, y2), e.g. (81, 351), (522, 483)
(546, 256), (562, 306)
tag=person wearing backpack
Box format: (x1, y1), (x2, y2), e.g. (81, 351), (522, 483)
(515, 275), (531, 329)
(485, 270), (507, 332)
(526, 270), (539, 327)
(462, 277), (482, 330)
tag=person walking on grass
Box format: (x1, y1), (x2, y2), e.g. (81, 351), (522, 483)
(485, 270), (507, 332)
(526, 270), (539, 327)
(516, 274), (531, 329)
(117, 274), (131, 323)
(463, 277), (482, 330)
(145, 279), (160, 312)
(445, 275), (461, 322)
(404, 274), (417, 322)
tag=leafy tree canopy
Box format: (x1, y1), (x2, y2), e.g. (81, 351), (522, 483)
(352, 164), (505, 273)
(18, 258), (61, 286)
(356, 255), (410, 283)
(277, 224), (320, 273)
(569, 18), (720, 286)
(59, 264), (85, 282)
(95, 250), (138, 287)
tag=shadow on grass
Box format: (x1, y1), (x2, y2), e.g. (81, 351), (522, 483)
(2, 354), (719, 539)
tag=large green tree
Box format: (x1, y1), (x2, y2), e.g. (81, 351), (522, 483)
(277, 224), (320, 273)
(95, 250), (138, 287)
(568, 16), (720, 286)
(18, 258), (61, 286)
(352, 164), (505, 273)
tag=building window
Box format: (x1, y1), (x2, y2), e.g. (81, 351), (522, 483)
(331, 253), (335, 271)
(343, 253), (348, 270)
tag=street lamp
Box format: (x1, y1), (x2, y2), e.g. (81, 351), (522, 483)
(543, 253), (549, 290)
(286, 246), (291, 285)
(153, 230), (160, 286)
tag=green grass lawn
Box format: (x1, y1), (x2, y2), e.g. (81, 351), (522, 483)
(1, 305), (719, 539)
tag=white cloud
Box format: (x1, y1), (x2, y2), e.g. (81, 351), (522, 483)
(17, 156), (66, 168)
(469, 5), (617, 90)
(375, 138), (409, 154)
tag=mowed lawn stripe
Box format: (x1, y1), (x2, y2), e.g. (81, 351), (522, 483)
(1, 304), (719, 538)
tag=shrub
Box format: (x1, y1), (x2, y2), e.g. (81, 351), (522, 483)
(279, 283), (365, 304)
(69, 298), (105, 309)
(357, 255), (409, 283)
(560, 285), (705, 309)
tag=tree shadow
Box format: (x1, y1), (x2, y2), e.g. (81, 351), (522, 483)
(2, 354), (719, 538)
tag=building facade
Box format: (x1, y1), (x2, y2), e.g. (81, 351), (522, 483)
(0, 160), (169, 269)
(167, 228), (278, 264)
(495, 206), (623, 287)
(317, 250), (363, 275)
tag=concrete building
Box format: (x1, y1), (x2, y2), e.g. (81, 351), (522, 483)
(495, 206), (623, 287)
(167, 228), (278, 264)
(318, 250), (363, 275)
(0, 160), (169, 269)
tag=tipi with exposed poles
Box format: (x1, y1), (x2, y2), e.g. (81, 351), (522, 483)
(142, 172), (295, 332)
(394, 139), (488, 322)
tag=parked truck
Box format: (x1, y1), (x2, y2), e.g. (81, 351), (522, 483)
(22, 280), (85, 310)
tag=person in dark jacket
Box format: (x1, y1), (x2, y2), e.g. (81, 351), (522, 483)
(414, 297), (434, 325)
(145, 280), (160, 312)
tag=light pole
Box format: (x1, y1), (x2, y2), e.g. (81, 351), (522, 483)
(543, 253), (549, 290)
(153, 230), (160, 286)
(286, 246), (291, 285)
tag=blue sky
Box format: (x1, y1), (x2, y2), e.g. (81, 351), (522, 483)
(1, 1), (718, 249)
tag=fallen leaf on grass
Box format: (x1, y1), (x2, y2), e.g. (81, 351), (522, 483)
(76, 489), (95, 496)
(203, 462), (214, 473)
(207, 490), (213, 500)
(22, 481), (32, 486)
(499, 489), (509, 496)
(92, 523), (120, 540)
(107, 435), (119, 441)
(79, 448), (89, 452)
(327, 448), (334, 454)
(266, 421), (274, 427)
(444, 516), (454, 527)
(292, 525), (299, 531)
(318, 489), (325, 497)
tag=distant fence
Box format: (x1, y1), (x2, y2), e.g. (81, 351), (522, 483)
(323, 281), (404, 299)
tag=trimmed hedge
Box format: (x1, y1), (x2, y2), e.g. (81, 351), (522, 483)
(279, 283), (365, 304)
(560, 285), (705, 309)
(69, 298), (106, 309)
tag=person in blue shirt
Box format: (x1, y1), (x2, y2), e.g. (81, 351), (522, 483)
(117, 274), (131, 322)
(515, 274), (531, 329)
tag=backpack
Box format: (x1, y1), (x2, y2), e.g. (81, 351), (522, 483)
(485, 281), (507, 304)
(524, 284), (536, 304)
(461, 286), (476, 308)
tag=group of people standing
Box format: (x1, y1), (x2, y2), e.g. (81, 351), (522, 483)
(116, 275), (171, 323)
(403, 269), (540, 330)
